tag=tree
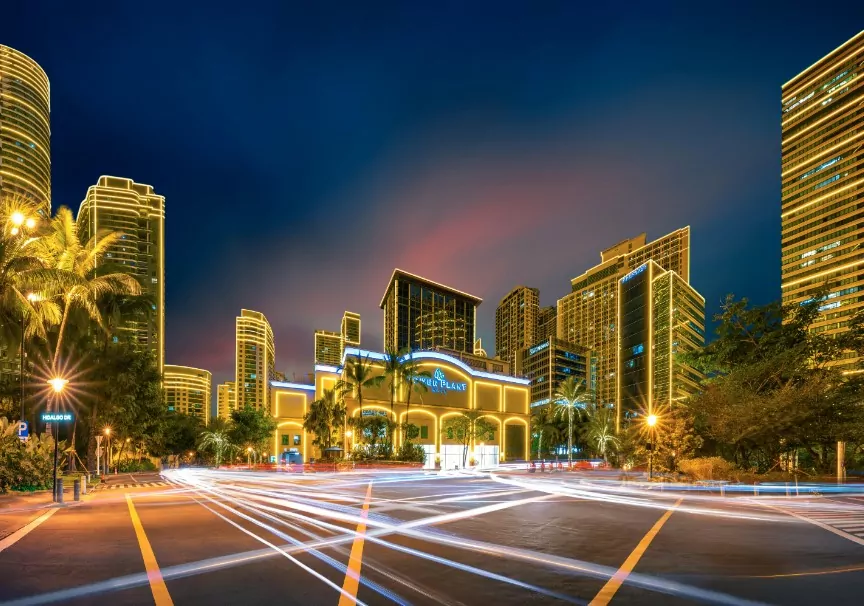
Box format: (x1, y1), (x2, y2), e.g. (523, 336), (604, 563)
(582, 403), (620, 463)
(37, 207), (142, 362)
(554, 377), (593, 468)
(401, 350), (432, 440)
(303, 388), (346, 456)
(443, 410), (495, 468)
(199, 429), (233, 468)
(381, 346), (407, 444)
(531, 405), (559, 459)
(229, 405), (277, 460)
(684, 294), (864, 472)
(339, 354), (382, 413)
(150, 413), (203, 462)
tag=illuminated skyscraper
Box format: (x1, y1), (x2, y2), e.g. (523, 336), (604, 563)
(0, 45), (50, 212)
(537, 306), (557, 343)
(495, 286), (539, 375)
(381, 269), (480, 353)
(781, 31), (864, 373)
(235, 309), (275, 411)
(217, 381), (236, 420)
(515, 337), (590, 408)
(617, 260), (704, 429)
(164, 365), (211, 424)
(341, 311), (361, 346)
(557, 228), (690, 406)
(314, 330), (342, 366)
(78, 176), (165, 371)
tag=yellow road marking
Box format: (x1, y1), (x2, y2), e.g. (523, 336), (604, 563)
(338, 482), (373, 606)
(126, 493), (174, 606)
(589, 498), (684, 606)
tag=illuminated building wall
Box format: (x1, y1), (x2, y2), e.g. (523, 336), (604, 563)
(271, 348), (530, 467)
(537, 305), (557, 343)
(781, 31), (864, 373)
(341, 311), (361, 346)
(217, 381), (236, 420)
(314, 330), (342, 366)
(495, 286), (539, 376)
(164, 365), (211, 424)
(235, 309), (275, 412)
(617, 260), (705, 429)
(557, 228), (690, 407)
(78, 176), (165, 371)
(514, 337), (590, 408)
(0, 45), (51, 212)
(381, 269), (480, 353)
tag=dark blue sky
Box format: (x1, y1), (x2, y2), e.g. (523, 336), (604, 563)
(4, 2), (863, 386)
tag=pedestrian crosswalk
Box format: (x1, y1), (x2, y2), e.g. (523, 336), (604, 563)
(103, 481), (170, 490)
(789, 500), (864, 544)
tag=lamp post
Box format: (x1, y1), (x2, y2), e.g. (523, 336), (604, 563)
(104, 427), (112, 475)
(48, 377), (69, 502)
(646, 414), (658, 480)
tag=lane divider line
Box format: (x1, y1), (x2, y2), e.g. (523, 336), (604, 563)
(126, 493), (174, 606)
(338, 481), (373, 606)
(0, 507), (58, 554)
(589, 497), (684, 606)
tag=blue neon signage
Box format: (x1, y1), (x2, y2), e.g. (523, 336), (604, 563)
(621, 264), (647, 283)
(416, 368), (468, 394)
(529, 341), (549, 356)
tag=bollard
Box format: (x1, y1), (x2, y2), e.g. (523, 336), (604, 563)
(82, 475), (88, 495)
(785, 482), (790, 498)
(795, 477), (799, 497)
(73, 478), (81, 501)
(56, 477), (64, 504)
(753, 483), (758, 497)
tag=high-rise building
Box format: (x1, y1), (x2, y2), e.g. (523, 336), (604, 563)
(0, 45), (51, 212)
(537, 305), (557, 343)
(314, 329), (342, 366)
(514, 337), (591, 409)
(557, 228), (690, 406)
(781, 31), (864, 373)
(164, 365), (212, 424)
(381, 269), (480, 353)
(217, 381), (236, 420)
(495, 286), (539, 375)
(617, 260), (705, 429)
(235, 309), (275, 411)
(78, 176), (165, 371)
(341, 311), (361, 346)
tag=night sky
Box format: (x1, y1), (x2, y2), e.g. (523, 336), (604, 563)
(4, 2), (864, 389)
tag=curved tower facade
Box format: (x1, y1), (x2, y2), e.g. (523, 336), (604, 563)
(0, 45), (50, 211)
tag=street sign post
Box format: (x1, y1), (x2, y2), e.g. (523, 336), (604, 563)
(42, 412), (74, 502)
(96, 435), (103, 476)
(17, 421), (28, 442)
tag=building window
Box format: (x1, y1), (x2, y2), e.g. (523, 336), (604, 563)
(293, 435), (301, 446)
(420, 425), (428, 439)
(282, 435), (289, 446)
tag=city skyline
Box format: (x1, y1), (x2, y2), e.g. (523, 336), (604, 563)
(5, 7), (864, 390)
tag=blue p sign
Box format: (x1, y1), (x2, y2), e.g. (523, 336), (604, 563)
(17, 421), (28, 441)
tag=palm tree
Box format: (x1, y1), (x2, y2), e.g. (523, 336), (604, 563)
(338, 353), (382, 414)
(531, 404), (558, 459)
(36, 207), (142, 362)
(303, 388), (346, 456)
(381, 346), (406, 444)
(198, 429), (232, 468)
(401, 350), (432, 440)
(583, 403), (620, 463)
(554, 376), (594, 468)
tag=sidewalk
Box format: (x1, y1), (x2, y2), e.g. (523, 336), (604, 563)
(0, 491), (56, 541)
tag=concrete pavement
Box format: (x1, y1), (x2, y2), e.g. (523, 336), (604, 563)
(0, 469), (863, 605)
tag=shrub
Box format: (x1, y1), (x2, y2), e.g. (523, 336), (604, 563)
(0, 418), (58, 493)
(678, 457), (738, 481)
(395, 442), (425, 463)
(118, 459), (157, 473)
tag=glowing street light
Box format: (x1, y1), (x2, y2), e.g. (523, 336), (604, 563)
(46, 377), (69, 502)
(48, 377), (68, 393)
(11, 211), (24, 226)
(646, 413), (659, 480)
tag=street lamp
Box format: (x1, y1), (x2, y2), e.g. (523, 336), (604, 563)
(48, 377), (68, 502)
(646, 413), (658, 480)
(104, 427), (112, 475)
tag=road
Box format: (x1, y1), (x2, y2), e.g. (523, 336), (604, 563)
(1, 468), (864, 605)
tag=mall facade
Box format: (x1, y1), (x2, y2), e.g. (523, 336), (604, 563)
(270, 347), (530, 469)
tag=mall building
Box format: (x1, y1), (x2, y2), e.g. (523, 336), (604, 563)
(270, 347), (530, 469)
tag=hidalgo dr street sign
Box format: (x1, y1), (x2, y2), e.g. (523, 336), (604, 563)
(40, 412), (74, 423)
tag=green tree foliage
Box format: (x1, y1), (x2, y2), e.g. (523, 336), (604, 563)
(303, 388), (346, 456)
(443, 410), (496, 467)
(150, 413), (203, 460)
(0, 417), (59, 492)
(581, 403), (621, 463)
(339, 354), (383, 413)
(198, 429), (233, 468)
(553, 377), (593, 466)
(401, 350), (432, 440)
(684, 295), (864, 472)
(229, 405), (277, 457)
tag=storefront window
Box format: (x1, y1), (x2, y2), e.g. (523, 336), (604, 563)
(293, 435), (301, 446)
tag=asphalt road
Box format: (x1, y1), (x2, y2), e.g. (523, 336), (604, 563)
(1, 468), (863, 605)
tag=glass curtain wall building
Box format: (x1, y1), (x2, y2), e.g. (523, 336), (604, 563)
(0, 45), (51, 212)
(235, 309), (275, 411)
(557, 228), (690, 407)
(515, 337), (590, 409)
(78, 176), (165, 371)
(381, 269), (480, 354)
(164, 365), (211, 424)
(781, 31), (864, 373)
(617, 260), (705, 429)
